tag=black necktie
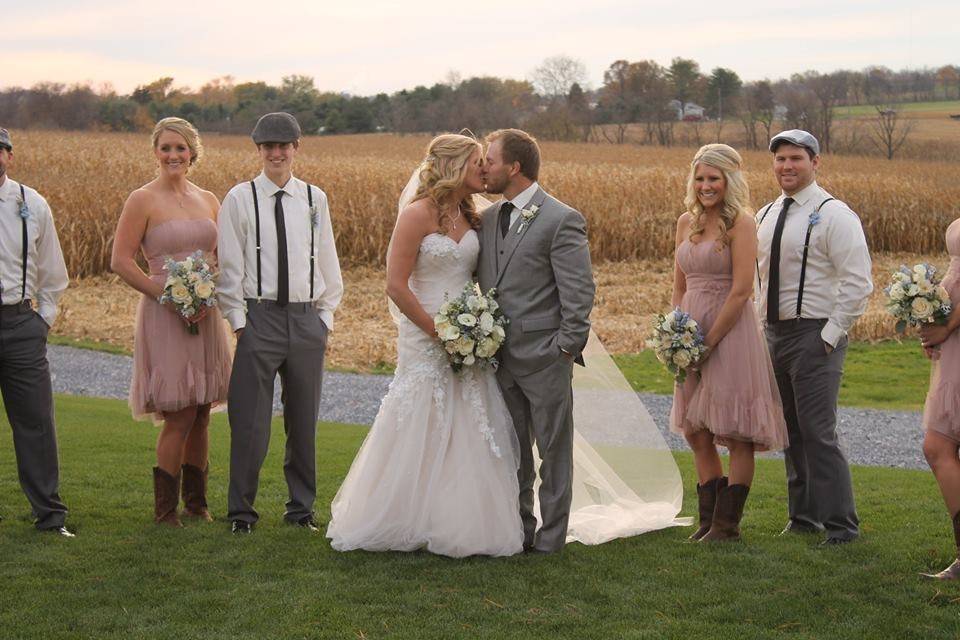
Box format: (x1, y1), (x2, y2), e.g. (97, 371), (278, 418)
(499, 202), (515, 238)
(766, 197), (795, 325)
(274, 190), (289, 307)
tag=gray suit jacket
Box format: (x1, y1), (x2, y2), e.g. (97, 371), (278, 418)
(477, 187), (595, 377)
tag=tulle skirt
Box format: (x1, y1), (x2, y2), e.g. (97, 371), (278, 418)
(129, 292), (232, 424)
(670, 286), (788, 452)
(326, 326), (523, 558)
(923, 322), (960, 443)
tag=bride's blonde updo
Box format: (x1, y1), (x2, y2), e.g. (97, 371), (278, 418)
(683, 143), (753, 246)
(412, 133), (483, 233)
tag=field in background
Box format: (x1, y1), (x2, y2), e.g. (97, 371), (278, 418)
(12, 128), (960, 277)
(53, 253), (942, 372)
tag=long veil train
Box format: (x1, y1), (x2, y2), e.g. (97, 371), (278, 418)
(394, 166), (690, 546)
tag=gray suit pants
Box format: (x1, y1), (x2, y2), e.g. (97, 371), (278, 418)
(498, 355), (574, 552)
(0, 304), (67, 529)
(227, 300), (328, 524)
(766, 318), (859, 540)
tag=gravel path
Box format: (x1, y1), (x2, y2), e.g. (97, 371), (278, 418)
(47, 344), (928, 470)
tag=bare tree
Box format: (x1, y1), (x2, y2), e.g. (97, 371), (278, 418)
(531, 55), (588, 101)
(869, 105), (915, 160)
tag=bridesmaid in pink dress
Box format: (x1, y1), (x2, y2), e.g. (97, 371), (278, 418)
(919, 218), (960, 579)
(669, 144), (788, 542)
(111, 118), (231, 527)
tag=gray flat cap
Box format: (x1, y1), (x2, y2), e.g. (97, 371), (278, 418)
(251, 112), (301, 144)
(769, 129), (820, 155)
(0, 128), (11, 150)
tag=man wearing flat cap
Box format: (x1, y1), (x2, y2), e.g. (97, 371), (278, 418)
(218, 112), (343, 534)
(0, 128), (73, 537)
(756, 129), (872, 545)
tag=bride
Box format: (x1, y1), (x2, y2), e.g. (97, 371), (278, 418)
(326, 133), (688, 557)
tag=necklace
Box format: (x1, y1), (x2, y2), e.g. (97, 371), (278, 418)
(448, 205), (462, 230)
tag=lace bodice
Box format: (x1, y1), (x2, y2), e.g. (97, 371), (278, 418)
(407, 231), (479, 316)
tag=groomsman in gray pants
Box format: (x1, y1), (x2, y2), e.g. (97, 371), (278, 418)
(756, 130), (873, 545)
(0, 128), (73, 536)
(218, 113), (343, 534)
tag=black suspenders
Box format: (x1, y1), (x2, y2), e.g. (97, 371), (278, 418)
(1, 184), (30, 305)
(249, 181), (262, 299)
(249, 180), (317, 301)
(757, 196), (836, 320)
(19, 184), (26, 301)
(307, 185), (315, 299)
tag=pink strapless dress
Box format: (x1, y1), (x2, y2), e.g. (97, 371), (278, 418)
(923, 220), (960, 442)
(129, 218), (232, 423)
(669, 239), (788, 451)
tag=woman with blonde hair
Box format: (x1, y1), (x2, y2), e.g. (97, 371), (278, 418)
(669, 144), (788, 542)
(111, 117), (231, 527)
(327, 132), (525, 557)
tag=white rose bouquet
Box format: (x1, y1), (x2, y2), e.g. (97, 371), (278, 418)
(883, 263), (951, 334)
(159, 250), (218, 335)
(434, 283), (508, 373)
(646, 308), (708, 383)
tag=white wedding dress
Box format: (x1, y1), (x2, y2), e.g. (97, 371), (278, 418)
(326, 229), (525, 557)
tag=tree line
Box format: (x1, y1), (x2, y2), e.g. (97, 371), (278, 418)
(1, 58), (957, 154)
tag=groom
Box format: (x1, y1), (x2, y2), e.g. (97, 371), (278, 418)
(218, 112), (343, 534)
(478, 129), (595, 554)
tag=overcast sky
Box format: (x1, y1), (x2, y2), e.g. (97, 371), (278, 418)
(6, 0), (957, 95)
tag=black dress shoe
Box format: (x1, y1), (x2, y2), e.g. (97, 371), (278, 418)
(43, 526), (75, 538)
(819, 536), (855, 546)
(778, 522), (820, 536)
(290, 515), (320, 532)
(231, 520), (252, 534)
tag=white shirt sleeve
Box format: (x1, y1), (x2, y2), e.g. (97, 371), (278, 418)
(312, 190), (343, 330)
(217, 189), (248, 331)
(34, 196), (69, 326)
(822, 206), (873, 347)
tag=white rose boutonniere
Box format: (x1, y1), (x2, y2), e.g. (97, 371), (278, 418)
(517, 204), (540, 234)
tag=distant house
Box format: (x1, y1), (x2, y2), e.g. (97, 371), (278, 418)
(669, 99), (705, 121)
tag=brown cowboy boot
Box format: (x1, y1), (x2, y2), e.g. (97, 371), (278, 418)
(181, 463), (213, 522)
(701, 483), (750, 542)
(922, 511), (960, 579)
(153, 467), (183, 527)
(688, 476), (727, 541)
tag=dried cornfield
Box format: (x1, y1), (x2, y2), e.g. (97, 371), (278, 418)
(10, 130), (960, 277)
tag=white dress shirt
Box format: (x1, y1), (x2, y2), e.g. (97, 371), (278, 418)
(0, 177), (68, 325)
(217, 172), (344, 332)
(755, 180), (873, 347)
(506, 181), (541, 227)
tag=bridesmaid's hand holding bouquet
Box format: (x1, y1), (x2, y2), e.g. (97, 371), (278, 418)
(159, 251), (218, 335)
(647, 308), (708, 383)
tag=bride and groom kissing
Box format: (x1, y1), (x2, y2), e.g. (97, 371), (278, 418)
(326, 128), (685, 556)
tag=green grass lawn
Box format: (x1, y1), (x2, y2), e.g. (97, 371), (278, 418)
(834, 100), (960, 118)
(0, 395), (956, 639)
(615, 338), (931, 412)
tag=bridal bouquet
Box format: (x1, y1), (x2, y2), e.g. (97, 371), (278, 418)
(159, 251), (218, 335)
(434, 283), (507, 372)
(883, 263), (952, 334)
(647, 308), (708, 383)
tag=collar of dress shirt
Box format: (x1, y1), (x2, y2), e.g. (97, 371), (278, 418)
(0, 176), (15, 202)
(779, 180), (820, 208)
(254, 171), (296, 196)
(509, 181), (540, 211)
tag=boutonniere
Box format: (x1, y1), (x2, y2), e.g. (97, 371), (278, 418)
(16, 195), (29, 220)
(309, 204), (320, 229)
(517, 204), (540, 234)
(808, 211), (822, 226)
